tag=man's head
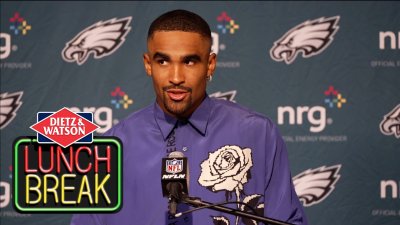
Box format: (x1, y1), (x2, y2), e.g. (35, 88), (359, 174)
(147, 9), (212, 46)
(143, 9), (216, 119)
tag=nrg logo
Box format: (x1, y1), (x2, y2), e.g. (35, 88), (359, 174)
(0, 33), (14, 59)
(379, 31), (400, 50)
(0, 12), (32, 59)
(277, 86), (346, 133)
(211, 12), (240, 55)
(380, 180), (400, 199)
(0, 181), (11, 208)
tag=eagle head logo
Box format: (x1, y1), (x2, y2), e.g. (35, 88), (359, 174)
(0, 91), (23, 129)
(209, 90), (237, 102)
(380, 104), (400, 138)
(293, 164), (341, 207)
(270, 16), (340, 64)
(62, 17), (132, 65)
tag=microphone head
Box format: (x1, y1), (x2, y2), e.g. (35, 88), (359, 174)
(168, 151), (185, 158)
(161, 151), (189, 198)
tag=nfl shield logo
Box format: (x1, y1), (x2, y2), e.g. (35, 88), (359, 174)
(166, 159), (183, 173)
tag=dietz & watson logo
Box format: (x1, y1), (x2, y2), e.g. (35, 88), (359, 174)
(270, 16), (340, 64)
(293, 164), (341, 207)
(212, 12), (240, 68)
(62, 17), (131, 65)
(12, 108), (122, 212)
(0, 12), (32, 69)
(30, 108), (99, 147)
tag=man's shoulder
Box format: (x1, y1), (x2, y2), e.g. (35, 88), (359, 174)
(124, 104), (154, 121)
(211, 98), (276, 128)
(104, 104), (154, 135)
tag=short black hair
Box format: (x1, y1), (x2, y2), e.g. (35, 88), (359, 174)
(147, 9), (211, 42)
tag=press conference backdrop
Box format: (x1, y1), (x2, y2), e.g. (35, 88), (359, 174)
(1, 1), (399, 225)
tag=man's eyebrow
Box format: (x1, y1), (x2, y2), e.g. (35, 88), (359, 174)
(153, 52), (170, 60)
(183, 54), (202, 62)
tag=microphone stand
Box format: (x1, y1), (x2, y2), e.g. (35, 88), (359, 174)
(181, 196), (293, 225)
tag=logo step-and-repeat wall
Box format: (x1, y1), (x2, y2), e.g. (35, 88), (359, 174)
(1, 2), (399, 225)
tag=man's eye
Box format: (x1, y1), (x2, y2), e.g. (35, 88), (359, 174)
(157, 60), (167, 65)
(185, 60), (195, 66)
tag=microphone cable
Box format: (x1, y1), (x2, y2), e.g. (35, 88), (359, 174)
(174, 198), (259, 218)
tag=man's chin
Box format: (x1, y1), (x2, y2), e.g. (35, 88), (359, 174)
(164, 101), (190, 117)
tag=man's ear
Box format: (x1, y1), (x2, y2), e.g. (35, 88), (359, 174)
(207, 53), (217, 77)
(143, 53), (152, 76)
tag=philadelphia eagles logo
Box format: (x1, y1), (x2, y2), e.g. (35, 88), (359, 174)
(380, 104), (400, 138)
(0, 91), (23, 129)
(62, 17), (132, 65)
(210, 90), (237, 102)
(293, 164), (341, 207)
(270, 16), (340, 64)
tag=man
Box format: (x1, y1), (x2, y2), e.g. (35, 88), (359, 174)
(71, 9), (308, 225)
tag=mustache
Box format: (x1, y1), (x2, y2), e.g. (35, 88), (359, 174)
(162, 85), (192, 92)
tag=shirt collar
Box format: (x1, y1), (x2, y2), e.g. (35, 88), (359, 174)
(154, 95), (212, 140)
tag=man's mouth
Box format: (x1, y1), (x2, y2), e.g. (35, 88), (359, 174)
(166, 89), (188, 101)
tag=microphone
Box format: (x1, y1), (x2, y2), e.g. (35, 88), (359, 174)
(161, 151), (189, 215)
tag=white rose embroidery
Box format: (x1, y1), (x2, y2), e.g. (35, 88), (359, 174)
(198, 145), (253, 192)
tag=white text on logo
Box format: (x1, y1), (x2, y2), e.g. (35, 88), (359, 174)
(278, 106), (328, 133)
(0, 33), (11, 59)
(380, 180), (399, 199)
(379, 31), (400, 50)
(0, 181), (10, 208)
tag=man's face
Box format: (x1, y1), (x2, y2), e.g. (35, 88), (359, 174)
(144, 31), (216, 118)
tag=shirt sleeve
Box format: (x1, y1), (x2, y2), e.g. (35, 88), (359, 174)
(263, 123), (309, 225)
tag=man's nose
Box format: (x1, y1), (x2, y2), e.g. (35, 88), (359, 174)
(169, 64), (185, 85)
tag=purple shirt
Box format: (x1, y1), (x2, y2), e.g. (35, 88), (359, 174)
(71, 96), (308, 225)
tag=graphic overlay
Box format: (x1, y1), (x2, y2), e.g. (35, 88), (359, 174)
(13, 108), (123, 212)
(13, 137), (122, 212)
(30, 108), (99, 148)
